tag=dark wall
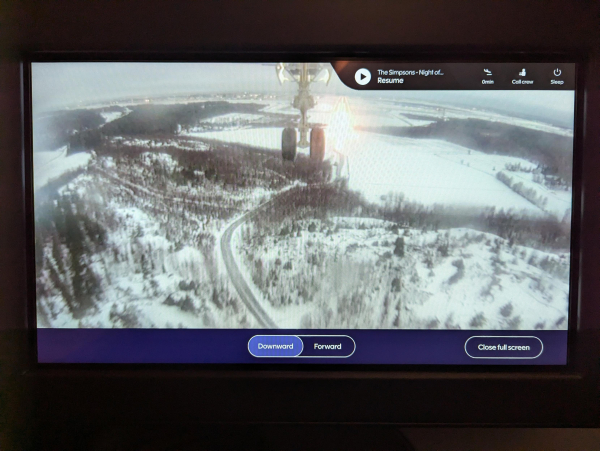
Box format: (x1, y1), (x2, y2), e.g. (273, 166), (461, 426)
(1, 0), (599, 53)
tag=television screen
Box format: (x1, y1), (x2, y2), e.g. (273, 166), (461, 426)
(31, 61), (576, 364)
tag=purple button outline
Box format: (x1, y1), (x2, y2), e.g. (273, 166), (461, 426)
(464, 335), (544, 359)
(296, 335), (356, 358)
(248, 334), (304, 358)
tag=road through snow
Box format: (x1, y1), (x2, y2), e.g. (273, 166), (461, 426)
(219, 194), (285, 329)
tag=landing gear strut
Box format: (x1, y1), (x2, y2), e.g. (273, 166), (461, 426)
(276, 63), (332, 163)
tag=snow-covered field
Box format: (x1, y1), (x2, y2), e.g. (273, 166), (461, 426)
(201, 113), (264, 125)
(345, 133), (549, 212)
(260, 97), (435, 128)
(369, 98), (574, 138)
(68, 90), (572, 137)
(33, 147), (92, 190)
(100, 110), (127, 123)
(496, 170), (572, 220)
(111, 136), (211, 152)
(183, 127), (285, 152)
(230, 96), (573, 137)
(182, 125), (565, 216)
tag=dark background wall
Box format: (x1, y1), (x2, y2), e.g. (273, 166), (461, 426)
(1, 0), (599, 53)
(0, 1), (599, 449)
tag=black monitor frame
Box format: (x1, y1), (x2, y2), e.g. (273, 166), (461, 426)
(0, 42), (596, 429)
(24, 51), (584, 374)
(1, 3), (600, 444)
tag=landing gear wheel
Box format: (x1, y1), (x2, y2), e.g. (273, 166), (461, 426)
(310, 127), (325, 162)
(282, 127), (297, 161)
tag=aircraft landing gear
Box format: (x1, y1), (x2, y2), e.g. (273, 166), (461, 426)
(282, 127), (297, 161)
(281, 126), (326, 162)
(276, 63), (333, 163)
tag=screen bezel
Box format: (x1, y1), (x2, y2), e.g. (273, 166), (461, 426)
(24, 51), (584, 373)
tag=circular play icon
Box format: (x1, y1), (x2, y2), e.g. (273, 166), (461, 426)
(355, 68), (371, 85)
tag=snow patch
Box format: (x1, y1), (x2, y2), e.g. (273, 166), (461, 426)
(33, 147), (91, 191)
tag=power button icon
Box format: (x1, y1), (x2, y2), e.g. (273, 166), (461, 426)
(554, 68), (562, 77)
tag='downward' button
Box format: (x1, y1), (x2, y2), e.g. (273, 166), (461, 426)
(248, 335), (303, 358)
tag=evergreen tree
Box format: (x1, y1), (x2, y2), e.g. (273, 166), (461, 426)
(394, 237), (405, 257)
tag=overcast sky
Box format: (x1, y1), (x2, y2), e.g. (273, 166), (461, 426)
(32, 62), (575, 127)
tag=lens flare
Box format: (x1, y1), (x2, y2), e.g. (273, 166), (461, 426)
(328, 97), (355, 154)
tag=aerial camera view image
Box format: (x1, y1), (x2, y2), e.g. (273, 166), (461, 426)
(33, 62), (574, 332)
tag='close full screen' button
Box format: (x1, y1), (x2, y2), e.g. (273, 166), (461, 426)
(465, 336), (543, 359)
(248, 335), (303, 358)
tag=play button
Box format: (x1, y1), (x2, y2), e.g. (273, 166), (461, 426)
(355, 68), (371, 86)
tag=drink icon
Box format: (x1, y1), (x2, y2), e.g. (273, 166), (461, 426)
(518, 68), (526, 77)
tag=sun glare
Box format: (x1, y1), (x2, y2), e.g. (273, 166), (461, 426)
(328, 97), (355, 155)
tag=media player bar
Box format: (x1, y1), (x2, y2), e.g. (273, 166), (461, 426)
(37, 329), (568, 365)
(333, 62), (575, 90)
